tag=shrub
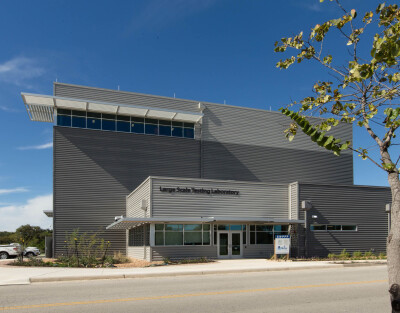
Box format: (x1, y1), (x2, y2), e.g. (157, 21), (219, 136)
(364, 251), (374, 257)
(378, 252), (387, 259)
(352, 251), (363, 258)
(327, 253), (337, 260)
(12, 257), (53, 267)
(339, 249), (350, 259)
(112, 251), (130, 264)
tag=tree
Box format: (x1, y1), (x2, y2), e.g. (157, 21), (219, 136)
(274, 1), (400, 311)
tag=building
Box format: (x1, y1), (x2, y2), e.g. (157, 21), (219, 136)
(22, 83), (391, 260)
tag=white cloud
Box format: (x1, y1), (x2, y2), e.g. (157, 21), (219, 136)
(18, 142), (53, 150)
(0, 57), (45, 88)
(0, 105), (20, 113)
(0, 194), (53, 232)
(0, 187), (28, 195)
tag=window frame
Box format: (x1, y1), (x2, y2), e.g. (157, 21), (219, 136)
(310, 224), (358, 232)
(154, 223), (211, 246)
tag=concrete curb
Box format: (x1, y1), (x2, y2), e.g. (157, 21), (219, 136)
(28, 261), (387, 283)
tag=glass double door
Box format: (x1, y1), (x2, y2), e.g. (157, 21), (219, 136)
(218, 231), (242, 258)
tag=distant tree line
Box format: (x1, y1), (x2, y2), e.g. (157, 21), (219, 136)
(0, 225), (52, 251)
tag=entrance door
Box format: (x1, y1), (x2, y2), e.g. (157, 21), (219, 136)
(218, 231), (242, 258)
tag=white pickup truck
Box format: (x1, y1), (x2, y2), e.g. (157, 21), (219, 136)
(0, 243), (22, 259)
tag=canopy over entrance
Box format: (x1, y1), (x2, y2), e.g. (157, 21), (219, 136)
(106, 217), (305, 230)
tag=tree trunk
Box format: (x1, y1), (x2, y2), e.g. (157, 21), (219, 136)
(387, 171), (400, 312)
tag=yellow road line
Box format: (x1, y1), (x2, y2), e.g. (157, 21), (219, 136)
(0, 279), (387, 311)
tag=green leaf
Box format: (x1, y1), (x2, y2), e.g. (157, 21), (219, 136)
(376, 3), (385, 13)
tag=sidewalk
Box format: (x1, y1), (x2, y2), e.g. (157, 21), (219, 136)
(0, 259), (387, 286)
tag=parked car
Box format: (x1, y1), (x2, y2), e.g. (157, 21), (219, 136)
(24, 247), (40, 257)
(0, 244), (22, 259)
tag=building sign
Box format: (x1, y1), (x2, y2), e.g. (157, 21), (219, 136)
(274, 235), (290, 255)
(159, 186), (239, 195)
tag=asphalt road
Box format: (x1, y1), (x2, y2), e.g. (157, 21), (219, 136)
(0, 266), (389, 312)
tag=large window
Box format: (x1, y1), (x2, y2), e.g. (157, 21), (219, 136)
(155, 224), (211, 246)
(249, 225), (289, 245)
(310, 224), (357, 231)
(56, 110), (196, 139)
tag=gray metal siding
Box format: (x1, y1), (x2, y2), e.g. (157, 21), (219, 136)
(299, 183), (391, 257)
(202, 141), (353, 185)
(126, 178), (151, 218)
(151, 177), (289, 219)
(202, 103), (352, 154)
(53, 126), (201, 256)
(243, 245), (274, 258)
(151, 246), (217, 261)
(54, 83), (199, 112)
(54, 83), (353, 185)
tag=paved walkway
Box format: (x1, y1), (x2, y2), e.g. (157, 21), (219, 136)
(0, 259), (386, 286)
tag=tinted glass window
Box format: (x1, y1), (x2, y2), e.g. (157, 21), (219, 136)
(342, 225), (357, 231)
(327, 225), (341, 231)
(57, 115), (71, 127)
(132, 117), (144, 123)
(256, 232), (273, 244)
(155, 232), (164, 245)
(57, 109), (71, 115)
(102, 119), (116, 131)
(117, 115), (130, 121)
(184, 122), (194, 128)
(256, 225), (273, 231)
(172, 121), (183, 127)
(203, 232), (210, 245)
(172, 127), (183, 137)
(155, 224), (164, 231)
(145, 118), (158, 124)
(72, 116), (86, 128)
(159, 120), (171, 126)
(184, 128), (194, 139)
(145, 123), (158, 135)
(184, 232), (202, 245)
(165, 224), (183, 231)
(165, 232), (183, 245)
(87, 117), (101, 129)
(230, 225), (242, 231)
(311, 225), (326, 231)
(159, 125), (171, 136)
(117, 121), (130, 132)
(131, 122), (144, 134)
(184, 224), (202, 231)
(72, 110), (86, 117)
(102, 114), (116, 120)
(87, 112), (101, 118)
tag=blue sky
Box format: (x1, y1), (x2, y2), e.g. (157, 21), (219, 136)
(0, 0), (392, 231)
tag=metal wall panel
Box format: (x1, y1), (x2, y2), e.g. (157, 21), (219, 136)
(151, 246), (217, 261)
(53, 126), (201, 256)
(202, 141), (353, 185)
(243, 245), (274, 258)
(126, 178), (151, 218)
(54, 83), (353, 185)
(299, 183), (391, 257)
(54, 83), (199, 112)
(202, 103), (352, 154)
(127, 247), (146, 259)
(151, 177), (289, 219)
